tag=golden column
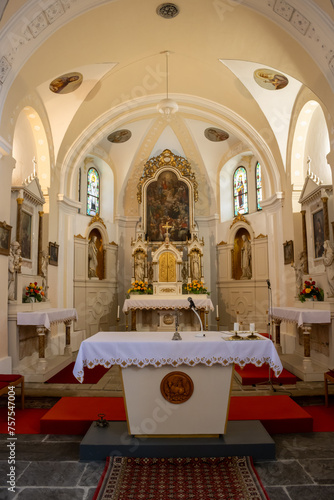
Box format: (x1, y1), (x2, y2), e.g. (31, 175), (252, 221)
(16, 196), (24, 244)
(322, 194), (330, 241)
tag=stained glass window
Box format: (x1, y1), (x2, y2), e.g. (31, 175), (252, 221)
(87, 167), (100, 216)
(233, 166), (248, 216)
(256, 161), (262, 211)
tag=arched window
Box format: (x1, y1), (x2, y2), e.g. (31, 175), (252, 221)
(87, 167), (100, 216)
(256, 161), (262, 211)
(233, 166), (248, 216)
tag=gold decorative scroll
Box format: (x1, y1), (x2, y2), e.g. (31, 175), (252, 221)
(88, 214), (106, 228)
(230, 214), (250, 229)
(137, 149), (198, 203)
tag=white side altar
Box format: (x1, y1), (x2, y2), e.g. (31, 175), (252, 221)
(270, 306), (331, 380)
(73, 330), (282, 436)
(123, 295), (214, 331)
(15, 308), (78, 378)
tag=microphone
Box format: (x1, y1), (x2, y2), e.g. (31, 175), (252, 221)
(266, 279), (271, 289)
(188, 297), (196, 309)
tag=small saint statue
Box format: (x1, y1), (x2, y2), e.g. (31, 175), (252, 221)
(240, 235), (252, 279)
(88, 235), (98, 278)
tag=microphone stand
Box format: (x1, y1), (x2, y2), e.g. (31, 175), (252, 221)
(257, 280), (276, 391)
(187, 297), (205, 336)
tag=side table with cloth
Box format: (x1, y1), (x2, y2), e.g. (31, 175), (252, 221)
(123, 296), (214, 331)
(270, 306), (331, 373)
(17, 308), (78, 371)
(73, 330), (282, 436)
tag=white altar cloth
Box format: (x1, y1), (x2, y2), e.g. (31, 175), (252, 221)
(73, 330), (283, 383)
(123, 296), (214, 312)
(270, 307), (331, 327)
(17, 308), (78, 330)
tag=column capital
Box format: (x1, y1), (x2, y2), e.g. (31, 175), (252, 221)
(16, 197), (24, 205)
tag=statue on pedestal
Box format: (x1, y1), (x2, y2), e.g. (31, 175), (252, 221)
(41, 250), (49, 298)
(241, 235), (252, 279)
(8, 242), (22, 301)
(135, 251), (145, 282)
(323, 240), (334, 297)
(88, 235), (98, 278)
(292, 250), (306, 298)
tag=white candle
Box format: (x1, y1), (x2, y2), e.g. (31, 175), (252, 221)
(234, 322), (239, 331)
(250, 323), (255, 332)
(216, 305), (219, 316)
(117, 305), (120, 319)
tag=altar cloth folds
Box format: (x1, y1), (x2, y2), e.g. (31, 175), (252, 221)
(270, 306), (331, 327)
(17, 308), (78, 330)
(73, 330), (283, 383)
(123, 296), (214, 311)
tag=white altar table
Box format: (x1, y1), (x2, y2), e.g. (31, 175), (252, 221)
(270, 306), (331, 374)
(123, 296), (214, 331)
(17, 308), (78, 366)
(73, 330), (282, 436)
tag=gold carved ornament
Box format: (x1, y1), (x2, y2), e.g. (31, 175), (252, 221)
(160, 371), (194, 404)
(137, 149), (198, 203)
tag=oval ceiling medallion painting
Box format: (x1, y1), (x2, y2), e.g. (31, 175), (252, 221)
(107, 129), (132, 143)
(254, 69), (289, 90)
(204, 127), (229, 142)
(49, 72), (83, 94)
(160, 371), (194, 404)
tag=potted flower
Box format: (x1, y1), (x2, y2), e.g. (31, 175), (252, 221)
(23, 282), (44, 303)
(298, 278), (324, 302)
(184, 279), (210, 295)
(127, 280), (153, 297)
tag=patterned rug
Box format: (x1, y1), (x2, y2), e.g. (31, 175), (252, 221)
(93, 456), (269, 500)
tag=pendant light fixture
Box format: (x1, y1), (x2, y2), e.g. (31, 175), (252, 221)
(157, 51), (178, 116)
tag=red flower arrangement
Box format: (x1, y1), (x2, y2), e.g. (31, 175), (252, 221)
(299, 278), (324, 302)
(24, 282), (44, 302)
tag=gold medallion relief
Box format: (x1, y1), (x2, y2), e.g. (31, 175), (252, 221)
(160, 372), (194, 404)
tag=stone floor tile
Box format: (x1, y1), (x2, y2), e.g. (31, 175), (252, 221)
(45, 435), (82, 442)
(286, 485), (334, 500)
(299, 458), (334, 484)
(12, 442), (79, 461)
(274, 433), (334, 460)
(78, 461), (106, 487)
(17, 461), (86, 487)
(254, 460), (313, 486)
(16, 488), (90, 499)
(265, 486), (292, 500)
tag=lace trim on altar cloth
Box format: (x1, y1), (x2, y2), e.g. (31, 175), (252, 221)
(74, 356), (282, 383)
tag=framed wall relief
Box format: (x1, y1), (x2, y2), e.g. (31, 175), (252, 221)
(49, 242), (59, 266)
(0, 221), (12, 256)
(313, 209), (324, 259)
(283, 240), (294, 265)
(20, 211), (32, 260)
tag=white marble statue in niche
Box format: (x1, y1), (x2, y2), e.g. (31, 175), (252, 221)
(323, 240), (334, 297)
(40, 249), (49, 298)
(292, 250), (307, 297)
(191, 252), (201, 280)
(135, 251), (145, 282)
(88, 235), (98, 278)
(8, 241), (22, 301)
(241, 235), (252, 279)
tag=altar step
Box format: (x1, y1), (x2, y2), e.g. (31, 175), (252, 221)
(40, 395), (313, 435)
(16, 355), (73, 383)
(281, 353), (328, 382)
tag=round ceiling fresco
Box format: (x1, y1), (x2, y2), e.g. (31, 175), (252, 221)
(253, 69), (289, 90)
(107, 129), (132, 143)
(204, 127), (229, 142)
(49, 72), (83, 94)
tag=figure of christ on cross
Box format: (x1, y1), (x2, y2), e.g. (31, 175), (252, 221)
(162, 221), (173, 240)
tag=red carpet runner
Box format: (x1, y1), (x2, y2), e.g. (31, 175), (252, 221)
(39, 395), (313, 435)
(45, 362), (111, 384)
(93, 456), (270, 500)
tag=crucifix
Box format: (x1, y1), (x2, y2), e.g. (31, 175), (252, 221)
(162, 221), (173, 238)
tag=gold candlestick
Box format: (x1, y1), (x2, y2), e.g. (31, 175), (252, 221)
(216, 316), (220, 331)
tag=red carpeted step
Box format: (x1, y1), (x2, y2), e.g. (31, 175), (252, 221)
(39, 395), (313, 435)
(302, 405), (334, 432)
(0, 408), (48, 434)
(234, 363), (298, 385)
(229, 395), (313, 434)
(45, 362), (111, 384)
(40, 397), (126, 434)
